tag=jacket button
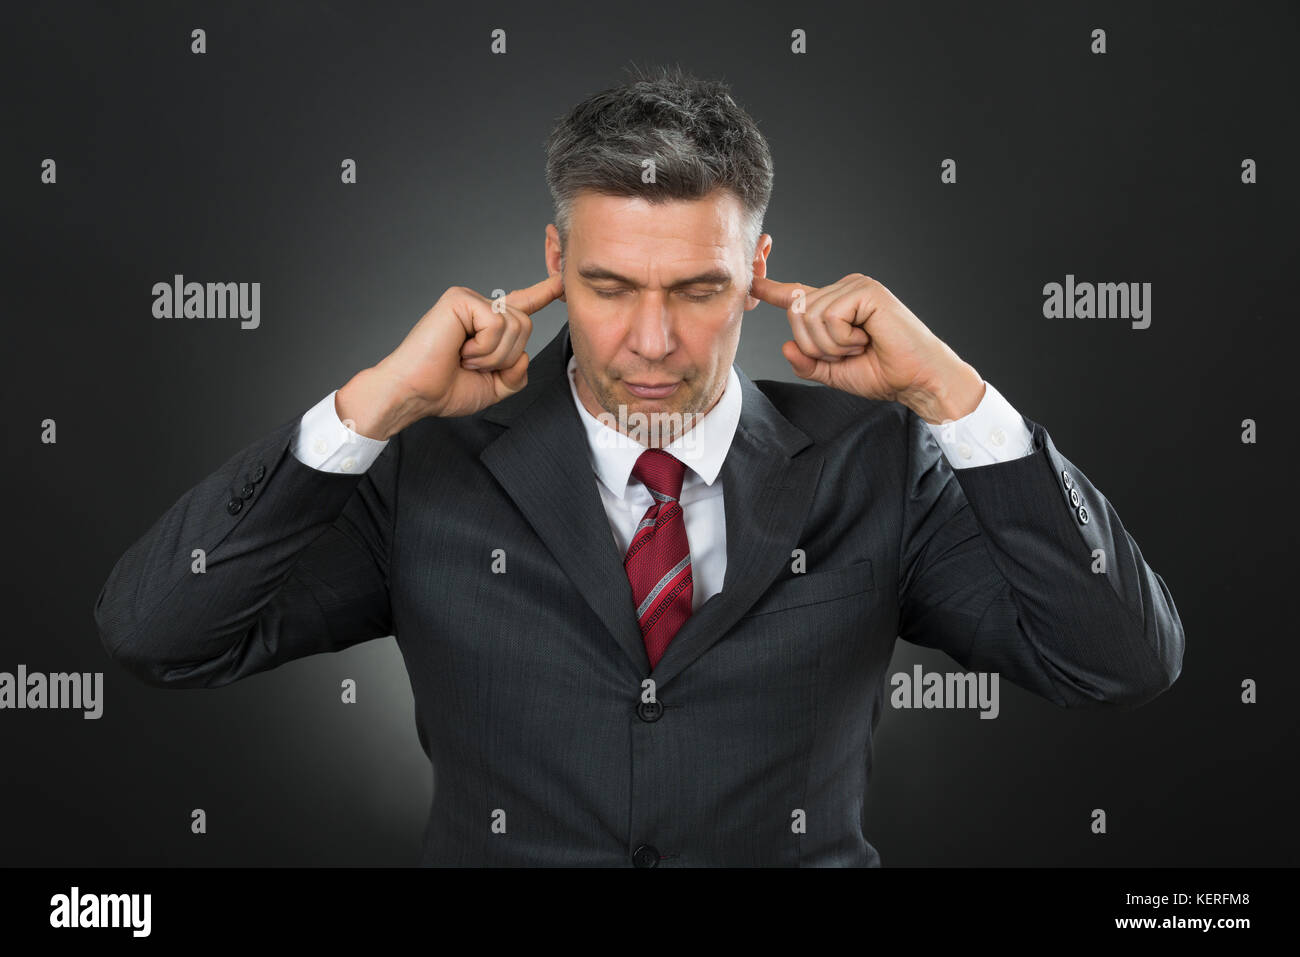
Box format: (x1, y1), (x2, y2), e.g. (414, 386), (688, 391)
(637, 699), (663, 722)
(632, 844), (660, 867)
(226, 498), (243, 515)
(240, 483), (256, 499)
(1061, 470), (1074, 490)
(1077, 505), (1089, 524)
(1069, 487), (1081, 508)
(252, 464), (266, 482)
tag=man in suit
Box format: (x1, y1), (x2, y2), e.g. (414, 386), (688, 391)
(94, 66), (1184, 866)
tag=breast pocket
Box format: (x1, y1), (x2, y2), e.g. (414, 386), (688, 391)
(740, 558), (875, 618)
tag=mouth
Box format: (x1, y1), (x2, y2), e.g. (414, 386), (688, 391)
(623, 380), (680, 399)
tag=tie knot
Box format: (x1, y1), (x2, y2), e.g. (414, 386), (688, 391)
(632, 448), (686, 502)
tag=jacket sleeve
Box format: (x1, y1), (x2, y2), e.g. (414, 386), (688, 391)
(895, 407), (1185, 708)
(93, 407), (402, 689)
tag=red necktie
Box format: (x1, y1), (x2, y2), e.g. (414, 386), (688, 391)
(624, 448), (694, 670)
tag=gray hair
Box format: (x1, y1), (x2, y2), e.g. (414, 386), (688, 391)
(544, 63), (774, 273)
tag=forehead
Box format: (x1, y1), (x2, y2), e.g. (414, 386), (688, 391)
(567, 189), (746, 265)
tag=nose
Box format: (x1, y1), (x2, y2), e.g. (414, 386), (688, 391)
(624, 291), (676, 362)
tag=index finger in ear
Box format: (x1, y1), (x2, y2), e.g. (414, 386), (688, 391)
(749, 275), (815, 311)
(505, 273), (565, 315)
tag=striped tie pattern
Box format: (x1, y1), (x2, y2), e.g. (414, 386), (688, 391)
(624, 448), (694, 670)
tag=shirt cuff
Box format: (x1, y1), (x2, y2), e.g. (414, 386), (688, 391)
(924, 380), (1033, 468)
(291, 389), (390, 473)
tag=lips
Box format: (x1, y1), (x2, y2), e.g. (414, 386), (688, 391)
(624, 380), (680, 398)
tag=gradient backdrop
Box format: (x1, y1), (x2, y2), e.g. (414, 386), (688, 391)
(4, 0), (1296, 865)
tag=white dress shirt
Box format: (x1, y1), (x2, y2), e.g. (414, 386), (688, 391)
(292, 359), (1034, 611)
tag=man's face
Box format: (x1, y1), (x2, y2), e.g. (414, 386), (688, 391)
(546, 188), (771, 448)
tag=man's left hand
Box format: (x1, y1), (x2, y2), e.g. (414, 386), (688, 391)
(750, 273), (986, 425)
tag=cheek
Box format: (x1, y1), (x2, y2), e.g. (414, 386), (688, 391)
(686, 304), (739, 355)
(572, 331), (621, 378)
(569, 308), (615, 352)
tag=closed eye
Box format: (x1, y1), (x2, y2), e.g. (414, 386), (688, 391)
(593, 289), (717, 302)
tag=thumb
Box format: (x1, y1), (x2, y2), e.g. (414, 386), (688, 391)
(781, 340), (826, 383)
(492, 351), (530, 398)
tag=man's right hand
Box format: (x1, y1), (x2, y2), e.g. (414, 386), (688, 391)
(337, 274), (564, 440)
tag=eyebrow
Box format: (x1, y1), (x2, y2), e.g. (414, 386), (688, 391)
(576, 266), (733, 289)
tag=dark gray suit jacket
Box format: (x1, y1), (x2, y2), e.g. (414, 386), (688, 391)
(94, 321), (1184, 866)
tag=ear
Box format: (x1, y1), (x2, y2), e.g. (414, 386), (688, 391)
(745, 233), (773, 311)
(545, 224), (566, 302)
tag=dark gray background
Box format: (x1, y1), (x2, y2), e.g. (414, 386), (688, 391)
(4, 0), (1296, 866)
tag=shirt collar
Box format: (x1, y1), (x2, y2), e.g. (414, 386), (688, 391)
(566, 353), (741, 499)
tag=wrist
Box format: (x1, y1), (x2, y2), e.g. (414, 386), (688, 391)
(336, 365), (426, 441)
(901, 360), (985, 425)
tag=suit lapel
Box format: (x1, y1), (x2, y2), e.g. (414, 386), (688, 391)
(479, 322), (822, 687)
(479, 323), (649, 676)
(647, 369), (822, 691)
